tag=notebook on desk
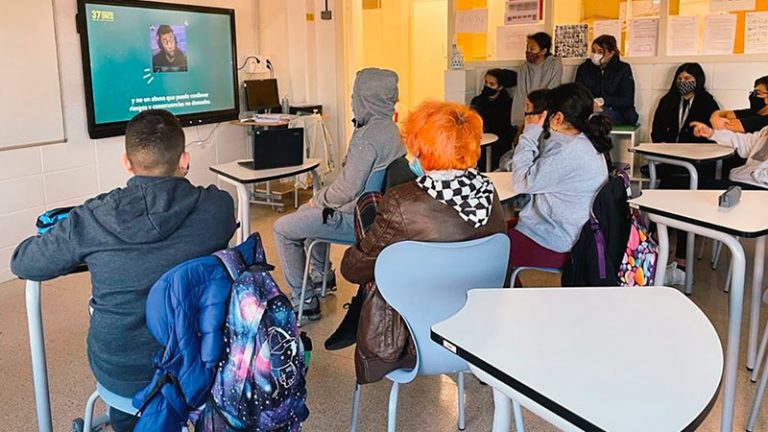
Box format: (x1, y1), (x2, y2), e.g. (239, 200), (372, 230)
(239, 127), (304, 170)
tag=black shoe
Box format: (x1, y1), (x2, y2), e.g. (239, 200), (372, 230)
(313, 271), (337, 293)
(294, 296), (322, 321)
(324, 290), (364, 350)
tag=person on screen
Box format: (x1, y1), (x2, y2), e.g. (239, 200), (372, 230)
(152, 24), (188, 73)
(11, 110), (236, 432)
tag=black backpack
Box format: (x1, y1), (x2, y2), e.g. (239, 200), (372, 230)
(562, 170), (632, 286)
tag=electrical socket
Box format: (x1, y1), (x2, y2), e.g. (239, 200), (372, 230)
(245, 55), (271, 74)
(321, 10), (332, 20)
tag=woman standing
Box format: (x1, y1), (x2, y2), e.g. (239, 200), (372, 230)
(511, 32), (563, 128)
(575, 34), (639, 126)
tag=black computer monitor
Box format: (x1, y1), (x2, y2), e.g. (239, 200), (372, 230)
(238, 128), (304, 170)
(244, 78), (280, 113)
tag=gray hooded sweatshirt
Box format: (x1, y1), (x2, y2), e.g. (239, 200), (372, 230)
(11, 176), (237, 395)
(511, 56), (563, 126)
(314, 68), (406, 213)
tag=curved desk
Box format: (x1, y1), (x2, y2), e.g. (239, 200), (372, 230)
(432, 287), (723, 432)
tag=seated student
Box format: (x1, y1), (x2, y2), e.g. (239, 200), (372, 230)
(273, 68), (405, 321)
(710, 75), (768, 133)
(511, 32), (563, 128)
(340, 101), (507, 381)
(575, 35), (639, 125)
(470, 68), (517, 171)
(508, 83), (610, 277)
(691, 121), (768, 189)
(11, 110), (237, 432)
(499, 88), (549, 171)
(650, 63), (719, 283)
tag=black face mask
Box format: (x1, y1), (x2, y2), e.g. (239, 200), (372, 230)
(351, 118), (363, 128)
(481, 86), (500, 97)
(750, 93), (767, 112)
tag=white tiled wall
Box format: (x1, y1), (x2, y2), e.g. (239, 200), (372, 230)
(0, 0), (258, 283)
(446, 58), (763, 143)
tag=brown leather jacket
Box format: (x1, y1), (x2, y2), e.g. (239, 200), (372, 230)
(341, 180), (507, 383)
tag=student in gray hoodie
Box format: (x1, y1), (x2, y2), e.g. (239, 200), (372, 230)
(273, 68), (405, 320)
(11, 110), (237, 432)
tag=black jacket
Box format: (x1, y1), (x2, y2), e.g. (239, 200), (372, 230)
(471, 90), (515, 170)
(11, 176), (237, 395)
(651, 91), (719, 143)
(575, 56), (639, 125)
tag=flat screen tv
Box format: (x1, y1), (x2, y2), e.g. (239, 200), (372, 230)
(77, 0), (239, 139)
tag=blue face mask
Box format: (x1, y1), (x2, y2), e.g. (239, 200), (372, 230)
(409, 157), (425, 177)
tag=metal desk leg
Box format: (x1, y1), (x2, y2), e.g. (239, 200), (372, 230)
(650, 214), (746, 432)
(218, 175), (250, 244)
(26, 280), (52, 432)
(749, 236), (766, 371)
(486, 148), (492, 173)
(491, 388), (512, 432)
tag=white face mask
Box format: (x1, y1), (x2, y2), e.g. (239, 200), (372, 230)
(590, 53), (603, 66)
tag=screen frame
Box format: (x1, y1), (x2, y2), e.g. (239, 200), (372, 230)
(76, 0), (239, 139)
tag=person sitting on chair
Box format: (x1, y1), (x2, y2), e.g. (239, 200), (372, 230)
(336, 101), (507, 382)
(691, 121), (768, 189)
(470, 68), (517, 171)
(11, 110), (237, 432)
(272, 68), (405, 321)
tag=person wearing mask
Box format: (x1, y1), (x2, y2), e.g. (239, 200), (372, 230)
(575, 35), (639, 126)
(508, 83), (610, 277)
(470, 68), (517, 171)
(340, 101), (507, 381)
(650, 63), (720, 285)
(511, 32), (563, 127)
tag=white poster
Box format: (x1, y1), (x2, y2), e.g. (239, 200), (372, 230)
(455, 8), (488, 34)
(504, 0), (541, 25)
(667, 16), (699, 55)
(628, 18), (658, 57)
(553, 24), (589, 58)
(710, 0), (756, 12)
(496, 25), (530, 60)
(745, 11), (768, 54)
(593, 20), (623, 48)
(703, 14), (737, 54)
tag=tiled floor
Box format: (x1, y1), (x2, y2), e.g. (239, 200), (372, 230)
(2, 196), (768, 431)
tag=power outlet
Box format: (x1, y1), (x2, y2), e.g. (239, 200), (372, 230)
(245, 55), (271, 74)
(321, 10), (332, 20)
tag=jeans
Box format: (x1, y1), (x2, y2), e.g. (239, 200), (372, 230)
(273, 203), (355, 303)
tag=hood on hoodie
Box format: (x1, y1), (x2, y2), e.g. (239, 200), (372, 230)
(415, 169), (495, 228)
(352, 68), (399, 126)
(90, 176), (202, 244)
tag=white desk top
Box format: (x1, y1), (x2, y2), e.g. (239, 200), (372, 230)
(485, 171), (518, 202)
(209, 158), (321, 184)
(432, 287), (722, 432)
(482, 133), (498, 146)
(633, 143), (734, 162)
(630, 189), (768, 237)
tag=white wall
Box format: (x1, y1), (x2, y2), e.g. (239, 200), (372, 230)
(446, 57), (765, 143)
(0, 0), (259, 283)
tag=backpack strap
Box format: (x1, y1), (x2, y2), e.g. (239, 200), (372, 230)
(213, 248), (247, 281)
(589, 213), (607, 280)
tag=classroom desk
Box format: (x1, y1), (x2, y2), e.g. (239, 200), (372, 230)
(632, 143), (736, 293)
(481, 133), (499, 173)
(210, 159), (321, 243)
(630, 189), (768, 432)
(431, 287), (722, 432)
(484, 171), (517, 203)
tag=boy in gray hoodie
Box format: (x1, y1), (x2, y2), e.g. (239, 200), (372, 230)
(11, 110), (237, 432)
(273, 68), (405, 320)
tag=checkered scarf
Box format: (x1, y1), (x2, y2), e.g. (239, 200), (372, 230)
(415, 169), (495, 228)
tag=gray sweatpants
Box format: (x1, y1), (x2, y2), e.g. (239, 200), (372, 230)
(273, 203), (355, 303)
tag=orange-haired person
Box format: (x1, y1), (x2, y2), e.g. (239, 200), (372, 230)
(337, 100), (507, 383)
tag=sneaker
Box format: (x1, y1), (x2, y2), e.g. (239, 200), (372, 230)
(664, 262), (686, 287)
(312, 271), (337, 293)
(325, 290), (364, 351)
(293, 295), (322, 321)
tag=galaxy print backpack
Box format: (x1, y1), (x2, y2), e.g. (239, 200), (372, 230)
(196, 234), (309, 431)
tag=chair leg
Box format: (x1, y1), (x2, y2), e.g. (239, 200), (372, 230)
(698, 238), (706, 260)
(509, 267), (524, 288)
(512, 400), (525, 432)
(83, 390), (100, 432)
(350, 383), (362, 432)
(298, 241), (318, 327)
(748, 344), (768, 431)
(712, 241), (723, 270)
(387, 382), (400, 432)
(321, 245), (331, 298)
(491, 388), (512, 432)
(457, 372), (465, 431)
(752, 320), (768, 383)
(724, 258), (733, 293)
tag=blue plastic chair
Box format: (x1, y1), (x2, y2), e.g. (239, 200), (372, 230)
(349, 234), (519, 431)
(297, 166), (388, 325)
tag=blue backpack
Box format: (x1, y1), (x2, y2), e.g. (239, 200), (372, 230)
(195, 234), (309, 431)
